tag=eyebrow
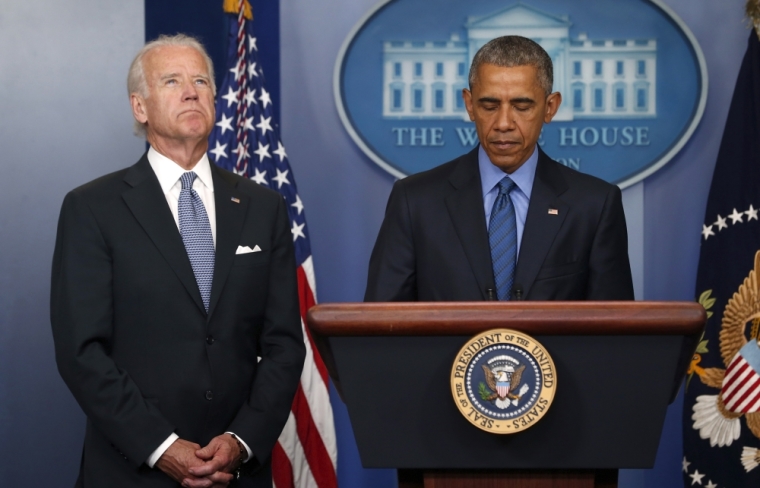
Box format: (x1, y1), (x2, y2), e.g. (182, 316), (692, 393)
(158, 73), (210, 81)
(159, 73), (181, 81)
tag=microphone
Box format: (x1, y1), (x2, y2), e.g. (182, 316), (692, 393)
(512, 284), (523, 301)
(486, 288), (496, 301)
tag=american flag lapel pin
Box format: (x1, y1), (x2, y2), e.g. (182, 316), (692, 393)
(231, 197), (240, 204)
(548, 208), (559, 215)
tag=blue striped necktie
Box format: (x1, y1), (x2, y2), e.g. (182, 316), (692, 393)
(489, 177), (518, 301)
(178, 172), (215, 311)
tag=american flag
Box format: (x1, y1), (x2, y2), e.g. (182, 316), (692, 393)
(208, 3), (338, 487)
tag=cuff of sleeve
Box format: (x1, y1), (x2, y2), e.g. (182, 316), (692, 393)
(225, 431), (253, 463)
(146, 433), (179, 468)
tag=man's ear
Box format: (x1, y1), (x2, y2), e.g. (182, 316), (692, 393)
(130, 94), (148, 124)
(463, 88), (475, 122)
(544, 91), (562, 123)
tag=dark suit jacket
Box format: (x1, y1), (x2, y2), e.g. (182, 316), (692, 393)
(51, 154), (305, 487)
(365, 146), (634, 301)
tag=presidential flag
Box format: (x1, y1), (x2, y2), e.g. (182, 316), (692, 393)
(682, 31), (760, 488)
(208, 2), (337, 486)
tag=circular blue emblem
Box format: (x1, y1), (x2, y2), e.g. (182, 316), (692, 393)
(335, 0), (707, 188)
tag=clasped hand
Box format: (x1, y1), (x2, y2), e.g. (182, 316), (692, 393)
(156, 434), (242, 488)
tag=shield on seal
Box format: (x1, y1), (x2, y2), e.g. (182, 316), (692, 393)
(722, 340), (760, 413)
(496, 381), (510, 399)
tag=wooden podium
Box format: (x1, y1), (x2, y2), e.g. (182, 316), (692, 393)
(307, 302), (705, 488)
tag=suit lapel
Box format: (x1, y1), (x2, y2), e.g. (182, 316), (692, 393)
(444, 149), (494, 300)
(515, 149), (569, 298)
(122, 155), (206, 314)
(207, 165), (248, 319)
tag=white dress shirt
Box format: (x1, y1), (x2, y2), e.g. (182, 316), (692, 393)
(144, 147), (252, 467)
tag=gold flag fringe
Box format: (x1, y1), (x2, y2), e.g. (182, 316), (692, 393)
(747, 0), (760, 39)
(224, 0), (253, 20)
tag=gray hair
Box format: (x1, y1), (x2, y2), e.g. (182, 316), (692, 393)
(127, 34), (216, 137)
(468, 36), (553, 95)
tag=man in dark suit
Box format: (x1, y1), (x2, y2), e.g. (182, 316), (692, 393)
(51, 35), (305, 487)
(366, 36), (633, 302)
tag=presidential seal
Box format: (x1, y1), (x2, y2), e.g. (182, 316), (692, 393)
(451, 329), (556, 434)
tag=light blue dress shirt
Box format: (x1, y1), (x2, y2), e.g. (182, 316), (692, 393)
(479, 144), (538, 258)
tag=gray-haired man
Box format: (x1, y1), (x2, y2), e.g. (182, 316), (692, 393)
(52, 34), (304, 488)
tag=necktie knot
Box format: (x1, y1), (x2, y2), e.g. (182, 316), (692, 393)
(497, 177), (517, 197)
(180, 172), (198, 190)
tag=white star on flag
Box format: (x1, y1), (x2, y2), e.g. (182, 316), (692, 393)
(291, 221), (305, 241)
(248, 35), (257, 51)
(728, 208), (744, 224)
(714, 215), (728, 231)
(273, 141), (287, 161)
(251, 168), (268, 186)
(273, 168), (290, 188)
(682, 457), (691, 473)
(254, 142), (271, 162)
(215, 113), (234, 135)
(689, 469), (704, 485)
(256, 116), (273, 135)
(705, 481), (717, 488)
(259, 88), (272, 108)
(230, 60), (245, 80)
(210, 141), (228, 160)
(244, 88), (257, 106)
(221, 86), (239, 108)
(747, 204), (758, 221)
(244, 117), (255, 132)
(702, 224), (714, 240)
(292, 195), (304, 215)
(248, 61), (259, 78)
(232, 141), (250, 161)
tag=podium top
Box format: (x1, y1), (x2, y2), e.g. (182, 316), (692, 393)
(307, 301), (705, 336)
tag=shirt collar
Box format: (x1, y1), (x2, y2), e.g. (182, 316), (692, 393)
(478, 144), (538, 199)
(147, 146), (214, 193)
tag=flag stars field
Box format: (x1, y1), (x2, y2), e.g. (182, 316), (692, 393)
(207, 12), (337, 483)
(702, 203), (759, 240)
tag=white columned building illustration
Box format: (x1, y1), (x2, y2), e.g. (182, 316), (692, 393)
(382, 4), (657, 121)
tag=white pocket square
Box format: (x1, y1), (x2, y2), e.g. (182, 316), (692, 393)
(236, 245), (262, 254)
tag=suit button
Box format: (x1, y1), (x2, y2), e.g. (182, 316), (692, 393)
(206, 335), (214, 345)
(205, 390), (213, 400)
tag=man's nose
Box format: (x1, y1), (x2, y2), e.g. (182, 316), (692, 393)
(494, 106), (515, 131)
(183, 81), (199, 101)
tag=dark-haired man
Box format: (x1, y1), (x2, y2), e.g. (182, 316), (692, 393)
(366, 35), (633, 302)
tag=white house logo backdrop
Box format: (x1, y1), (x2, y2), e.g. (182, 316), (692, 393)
(334, 0), (707, 187)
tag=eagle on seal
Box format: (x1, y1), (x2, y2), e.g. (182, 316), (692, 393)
(482, 364), (528, 409)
